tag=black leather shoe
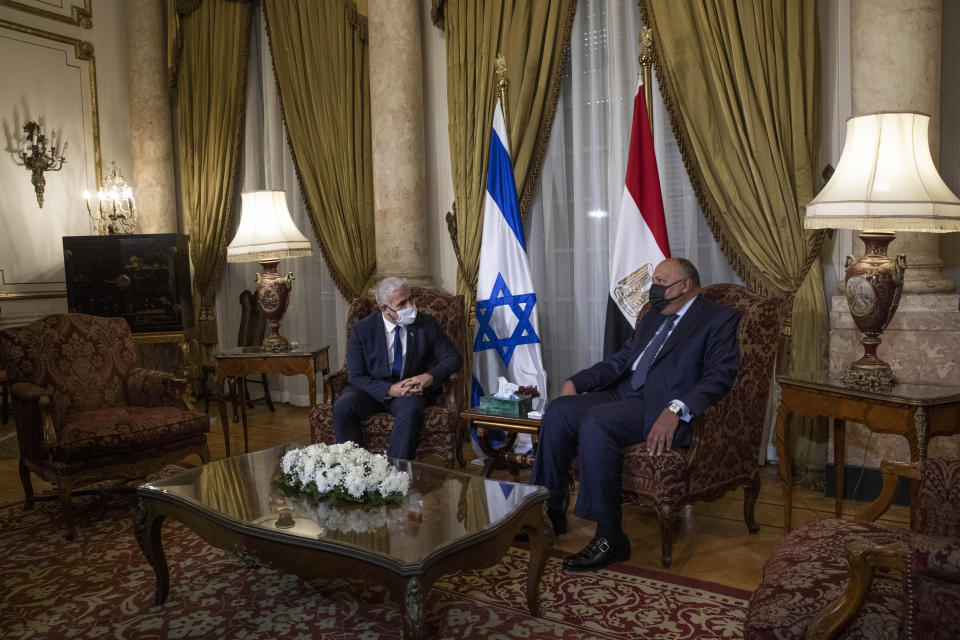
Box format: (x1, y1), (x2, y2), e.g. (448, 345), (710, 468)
(561, 535), (630, 572)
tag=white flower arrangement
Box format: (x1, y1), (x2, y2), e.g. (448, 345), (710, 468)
(279, 442), (411, 506)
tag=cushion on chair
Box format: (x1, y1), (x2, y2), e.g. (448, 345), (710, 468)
(52, 406), (209, 462)
(746, 518), (909, 640)
(914, 458), (960, 538)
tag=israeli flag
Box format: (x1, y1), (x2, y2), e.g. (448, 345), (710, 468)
(472, 100), (548, 456)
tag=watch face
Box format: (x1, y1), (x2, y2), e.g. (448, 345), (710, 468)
(669, 402), (681, 414)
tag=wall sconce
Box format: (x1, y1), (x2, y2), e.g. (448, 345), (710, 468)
(18, 121), (67, 208)
(84, 161), (138, 235)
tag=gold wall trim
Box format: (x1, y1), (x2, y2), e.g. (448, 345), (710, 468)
(0, 0), (93, 29)
(0, 18), (101, 186)
(0, 290), (67, 300)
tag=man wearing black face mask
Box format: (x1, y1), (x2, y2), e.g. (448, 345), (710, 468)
(530, 258), (740, 572)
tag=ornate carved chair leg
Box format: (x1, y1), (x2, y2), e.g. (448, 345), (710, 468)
(657, 504), (678, 568)
(744, 471), (761, 534)
(19, 459), (34, 510)
(58, 480), (76, 540)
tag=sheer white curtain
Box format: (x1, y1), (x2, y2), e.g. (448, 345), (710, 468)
(526, 0), (740, 398)
(216, 6), (346, 406)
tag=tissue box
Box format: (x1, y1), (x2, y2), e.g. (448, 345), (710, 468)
(478, 394), (533, 417)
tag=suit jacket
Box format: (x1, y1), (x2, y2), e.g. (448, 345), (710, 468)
(345, 311), (463, 401)
(568, 296), (740, 446)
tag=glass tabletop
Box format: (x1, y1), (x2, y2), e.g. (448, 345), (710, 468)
(215, 345), (326, 358)
(139, 446), (547, 566)
(777, 373), (960, 405)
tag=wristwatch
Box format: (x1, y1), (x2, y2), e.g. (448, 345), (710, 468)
(667, 401), (683, 416)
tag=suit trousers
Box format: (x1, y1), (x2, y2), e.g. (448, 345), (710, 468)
(333, 387), (427, 460)
(530, 378), (649, 529)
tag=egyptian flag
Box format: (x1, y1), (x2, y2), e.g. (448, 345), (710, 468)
(603, 80), (670, 357)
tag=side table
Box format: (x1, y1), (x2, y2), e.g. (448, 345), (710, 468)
(214, 345), (329, 456)
(774, 374), (960, 531)
(460, 407), (541, 479)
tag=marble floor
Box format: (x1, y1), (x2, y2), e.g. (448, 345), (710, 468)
(0, 402), (910, 592)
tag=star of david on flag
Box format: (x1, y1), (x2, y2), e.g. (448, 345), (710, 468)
(471, 99), (548, 458)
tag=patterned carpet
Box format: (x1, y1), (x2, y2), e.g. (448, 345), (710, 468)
(0, 494), (751, 639)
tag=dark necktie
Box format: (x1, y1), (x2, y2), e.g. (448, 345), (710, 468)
(631, 314), (679, 390)
(392, 325), (403, 378)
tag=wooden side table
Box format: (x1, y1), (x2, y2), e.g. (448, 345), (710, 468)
(460, 407), (541, 479)
(214, 345), (329, 456)
(774, 374), (960, 531)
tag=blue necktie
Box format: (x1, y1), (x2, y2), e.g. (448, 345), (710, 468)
(631, 314), (679, 390)
(391, 325), (403, 378)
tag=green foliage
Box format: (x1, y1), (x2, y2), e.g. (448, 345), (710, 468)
(276, 472), (404, 506)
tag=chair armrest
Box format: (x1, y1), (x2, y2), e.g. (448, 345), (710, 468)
(805, 539), (908, 640)
(126, 367), (192, 410)
(324, 368), (348, 404)
(856, 460), (919, 522)
(904, 536), (960, 639)
(10, 381), (58, 449)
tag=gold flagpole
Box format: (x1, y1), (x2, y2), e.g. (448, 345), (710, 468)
(495, 53), (510, 137)
(639, 27), (654, 135)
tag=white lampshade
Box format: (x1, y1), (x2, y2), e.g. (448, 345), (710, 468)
(227, 191), (313, 263)
(804, 112), (960, 232)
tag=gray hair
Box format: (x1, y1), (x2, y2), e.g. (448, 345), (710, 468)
(375, 277), (409, 306)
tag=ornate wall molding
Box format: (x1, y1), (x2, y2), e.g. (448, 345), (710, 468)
(0, 18), (101, 299)
(0, 0), (92, 29)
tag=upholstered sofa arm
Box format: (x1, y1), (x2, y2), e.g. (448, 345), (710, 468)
(126, 367), (191, 409)
(324, 368), (348, 404)
(904, 537), (960, 640)
(10, 381), (58, 453)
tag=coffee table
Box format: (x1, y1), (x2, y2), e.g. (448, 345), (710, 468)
(135, 446), (552, 640)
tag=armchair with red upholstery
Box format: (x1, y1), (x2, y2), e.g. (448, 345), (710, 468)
(0, 313), (210, 538)
(607, 283), (785, 567)
(308, 287), (466, 466)
(746, 458), (960, 640)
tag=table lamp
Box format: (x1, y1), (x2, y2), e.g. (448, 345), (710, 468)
(804, 112), (960, 388)
(226, 191), (312, 352)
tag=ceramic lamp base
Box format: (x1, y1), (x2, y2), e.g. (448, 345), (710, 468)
(842, 232), (906, 390)
(256, 259), (295, 352)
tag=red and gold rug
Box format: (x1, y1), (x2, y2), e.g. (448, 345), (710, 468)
(0, 495), (749, 639)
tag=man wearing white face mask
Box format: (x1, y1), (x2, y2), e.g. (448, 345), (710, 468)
(333, 277), (463, 459)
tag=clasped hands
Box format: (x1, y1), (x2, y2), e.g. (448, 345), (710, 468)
(388, 373), (433, 397)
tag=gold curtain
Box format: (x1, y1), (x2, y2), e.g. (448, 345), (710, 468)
(640, 0), (829, 477)
(168, 0), (252, 344)
(432, 0), (578, 305)
(263, 0), (375, 300)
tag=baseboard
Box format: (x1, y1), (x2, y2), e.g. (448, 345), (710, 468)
(823, 463), (911, 506)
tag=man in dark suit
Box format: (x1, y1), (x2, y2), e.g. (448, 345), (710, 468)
(531, 258), (740, 572)
(333, 277), (463, 460)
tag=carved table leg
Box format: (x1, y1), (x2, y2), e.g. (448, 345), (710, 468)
(834, 418), (846, 517)
(215, 369), (231, 457)
(134, 498), (169, 605)
(523, 503), (554, 617)
(401, 576), (426, 640)
(774, 406), (794, 531)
